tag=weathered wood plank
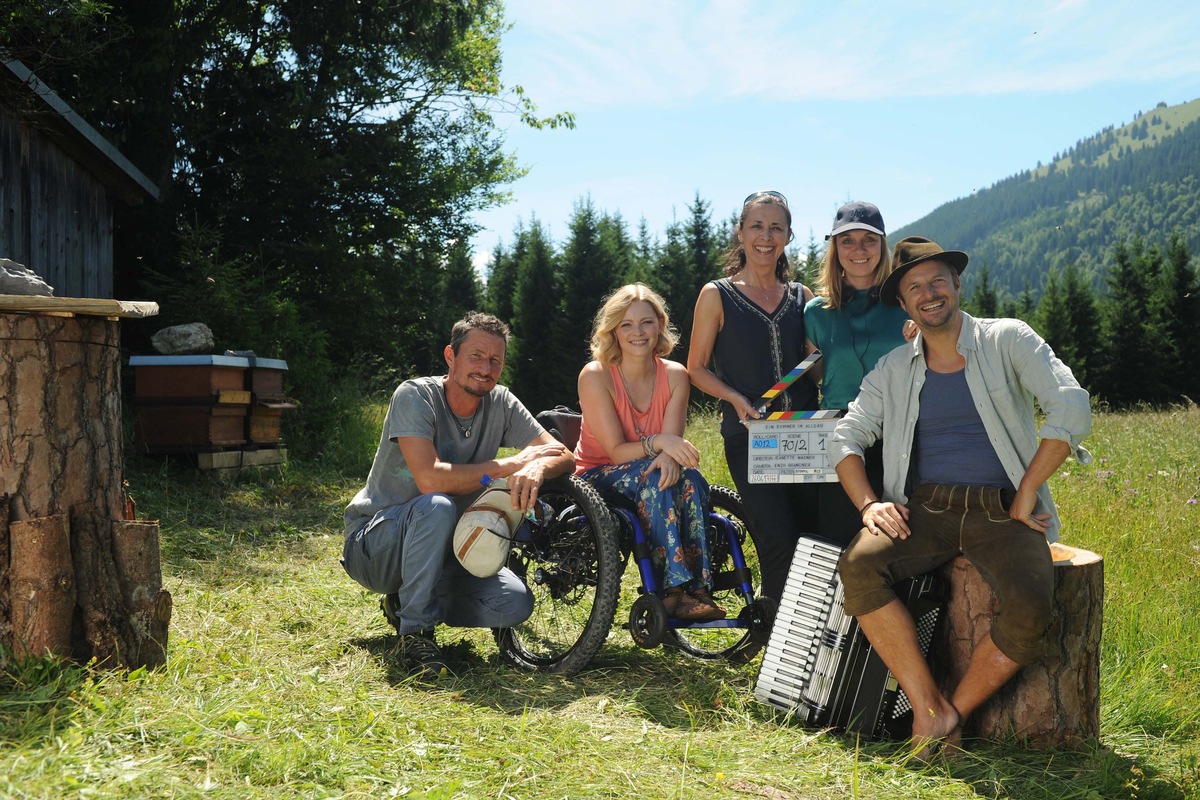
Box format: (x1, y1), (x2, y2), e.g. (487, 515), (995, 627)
(0, 295), (158, 318)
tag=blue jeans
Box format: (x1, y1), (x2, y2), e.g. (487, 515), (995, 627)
(341, 493), (534, 635)
(581, 458), (713, 590)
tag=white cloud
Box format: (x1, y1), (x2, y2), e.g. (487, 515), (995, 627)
(501, 0), (1200, 108)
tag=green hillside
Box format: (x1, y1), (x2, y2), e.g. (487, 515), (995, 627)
(894, 98), (1200, 298)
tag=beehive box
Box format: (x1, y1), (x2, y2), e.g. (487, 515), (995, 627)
(130, 354), (248, 399)
(130, 355), (251, 451)
(129, 354), (295, 452)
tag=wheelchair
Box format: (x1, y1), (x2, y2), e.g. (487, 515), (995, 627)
(493, 409), (776, 676)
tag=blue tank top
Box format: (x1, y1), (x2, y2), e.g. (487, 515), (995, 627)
(915, 368), (1013, 489)
(710, 278), (817, 438)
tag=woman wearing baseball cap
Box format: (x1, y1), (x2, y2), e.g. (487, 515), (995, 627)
(804, 201), (912, 547)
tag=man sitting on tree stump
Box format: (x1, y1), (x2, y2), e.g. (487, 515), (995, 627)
(830, 236), (1092, 758)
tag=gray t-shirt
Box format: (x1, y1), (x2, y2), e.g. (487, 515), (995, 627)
(343, 376), (544, 535)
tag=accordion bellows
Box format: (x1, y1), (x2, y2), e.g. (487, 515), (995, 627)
(755, 536), (944, 739)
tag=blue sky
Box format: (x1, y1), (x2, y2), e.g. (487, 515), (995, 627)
(469, 0), (1200, 268)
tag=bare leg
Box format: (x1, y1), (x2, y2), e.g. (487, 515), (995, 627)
(856, 599), (958, 758)
(942, 632), (1022, 752)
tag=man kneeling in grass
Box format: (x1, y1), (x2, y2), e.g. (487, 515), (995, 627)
(341, 312), (573, 679)
(831, 237), (1092, 758)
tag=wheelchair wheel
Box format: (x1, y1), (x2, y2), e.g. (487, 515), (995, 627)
(629, 593), (668, 649)
(494, 475), (623, 675)
(665, 484), (766, 662)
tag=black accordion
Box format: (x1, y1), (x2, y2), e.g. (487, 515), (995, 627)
(755, 536), (944, 739)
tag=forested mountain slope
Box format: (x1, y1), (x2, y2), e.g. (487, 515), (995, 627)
(894, 98), (1200, 299)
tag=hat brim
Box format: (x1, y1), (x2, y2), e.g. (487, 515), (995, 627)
(880, 251), (969, 306)
(826, 221), (886, 241)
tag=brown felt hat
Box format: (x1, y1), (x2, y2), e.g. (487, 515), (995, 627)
(880, 236), (969, 306)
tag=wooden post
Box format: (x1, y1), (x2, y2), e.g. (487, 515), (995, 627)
(930, 543), (1103, 749)
(1, 306), (171, 669)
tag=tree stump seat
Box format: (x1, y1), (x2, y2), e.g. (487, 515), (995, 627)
(2, 302), (170, 669)
(929, 543), (1103, 749)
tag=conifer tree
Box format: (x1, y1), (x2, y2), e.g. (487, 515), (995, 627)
(485, 234), (521, 326)
(557, 199), (626, 399)
(1061, 262), (1101, 392)
(967, 265), (999, 317)
(629, 217), (658, 285)
(1152, 232), (1200, 402)
(441, 242), (483, 322)
(1098, 238), (1169, 406)
(509, 221), (560, 413)
(652, 216), (693, 359)
(679, 193), (722, 365)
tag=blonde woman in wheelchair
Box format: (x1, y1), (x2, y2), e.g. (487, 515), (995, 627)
(574, 283), (725, 621)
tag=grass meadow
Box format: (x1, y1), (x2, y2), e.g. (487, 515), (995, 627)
(1, 405), (1198, 799)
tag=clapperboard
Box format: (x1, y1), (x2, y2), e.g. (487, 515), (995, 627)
(742, 351), (843, 484)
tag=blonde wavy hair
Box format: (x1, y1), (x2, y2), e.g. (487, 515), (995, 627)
(589, 283), (679, 366)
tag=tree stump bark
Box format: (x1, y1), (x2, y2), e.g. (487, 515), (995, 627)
(8, 514), (76, 658)
(930, 543), (1103, 749)
(1, 309), (171, 669)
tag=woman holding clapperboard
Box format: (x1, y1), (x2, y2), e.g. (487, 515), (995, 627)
(803, 202), (913, 546)
(687, 190), (819, 602)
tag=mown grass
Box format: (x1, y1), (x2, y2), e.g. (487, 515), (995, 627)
(1, 407), (1198, 799)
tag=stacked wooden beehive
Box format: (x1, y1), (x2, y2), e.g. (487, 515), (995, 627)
(130, 354), (297, 467)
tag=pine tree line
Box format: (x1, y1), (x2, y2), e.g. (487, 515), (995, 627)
(963, 232), (1200, 406)
(476, 195), (1199, 413)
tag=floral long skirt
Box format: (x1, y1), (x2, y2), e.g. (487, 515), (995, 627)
(580, 457), (713, 591)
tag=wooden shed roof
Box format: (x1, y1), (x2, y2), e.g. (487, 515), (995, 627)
(2, 59), (159, 205)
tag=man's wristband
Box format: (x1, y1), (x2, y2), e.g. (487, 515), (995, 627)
(859, 499), (881, 515)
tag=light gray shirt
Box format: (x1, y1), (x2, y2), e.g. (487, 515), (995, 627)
(343, 376), (544, 536)
(830, 312), (1092, 542)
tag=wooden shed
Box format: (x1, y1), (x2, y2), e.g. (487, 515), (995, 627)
(0, 58), (158, 299)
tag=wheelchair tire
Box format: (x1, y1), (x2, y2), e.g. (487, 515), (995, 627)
(628, 593), (668, 649)
(494, 475), (623, 675)
(664, 484), (766, 662)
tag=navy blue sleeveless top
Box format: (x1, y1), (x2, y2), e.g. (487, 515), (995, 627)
(710, 278), (818, 439)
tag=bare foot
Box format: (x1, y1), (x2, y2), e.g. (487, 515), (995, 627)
(940, 725), (965, 760)
(910, 701), (960, 762)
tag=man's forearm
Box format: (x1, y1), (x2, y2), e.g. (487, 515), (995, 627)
(1017, 438), (1072, 497)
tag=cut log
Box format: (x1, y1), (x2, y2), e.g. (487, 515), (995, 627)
(930, 543), (1103, 749)
(8, 514), (76, 658)
(1, 309), (171, 669)
(111, 520), (171, 668)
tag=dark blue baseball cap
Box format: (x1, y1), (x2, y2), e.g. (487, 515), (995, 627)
(827, 201), (886, 240)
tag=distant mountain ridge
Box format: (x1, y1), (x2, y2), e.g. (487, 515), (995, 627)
(893, 98), (1200, 298)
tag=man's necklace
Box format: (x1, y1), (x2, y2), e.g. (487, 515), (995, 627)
(452, 402), (481, 438)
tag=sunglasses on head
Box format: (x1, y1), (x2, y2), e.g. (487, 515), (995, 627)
(743, 190), (788, 207)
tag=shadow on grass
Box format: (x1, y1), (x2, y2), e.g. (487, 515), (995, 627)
(350, 627), (1196, 798)
(769, 713), (1195, 800)
(351, 627), (759, 722)
(125, 451), (354, 575)
(0, 653), (91, 743)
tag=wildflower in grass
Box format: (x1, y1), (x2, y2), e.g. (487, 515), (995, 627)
(1188, 498), (1198, 506)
